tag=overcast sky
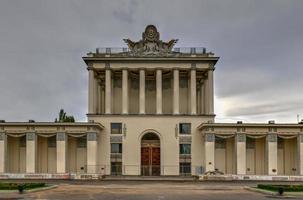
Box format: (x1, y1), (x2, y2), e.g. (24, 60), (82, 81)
(0, 0), (302, 123)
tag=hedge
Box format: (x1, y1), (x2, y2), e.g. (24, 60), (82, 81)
(0, 183), (46, 190)
(258, 184), (303, 192)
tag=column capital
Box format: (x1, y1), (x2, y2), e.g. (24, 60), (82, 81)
(205, 133), (215, 142)
(0, 132), (6, 141)
(87, 132), (97, 141)
(26, 132), (36, 141)
(267, 133), (277, 142)
(56, 132), (66, 141)
(236, 133), (246, 142)
(191, 63), (197, 69)
(105, 62), (110, 69)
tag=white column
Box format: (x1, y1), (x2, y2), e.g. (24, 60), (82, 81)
(97, 83), (101, 114)
(297, 134), (303, 175)
(173, 69), (179, 114)
(156, 69), (162, 114)
(0, 133), (7, 173)
(204, 77), (209, 114)
(105, 68), (112, 114)
(200, 81), (205, 114)
(266, 133), (278, 175)
(26, 132), (37, 173)
(87, 132), (97, 173)
(190, 68), (197, 115)
(236, 133), (246, 175)
(122, 69), (129, 114)
(56, 132), (67, 173)
(88, 69), (95, 114)
(139, 69), (145, 114)
(207, 69), (214, 115)
(204, 133), (215, 172)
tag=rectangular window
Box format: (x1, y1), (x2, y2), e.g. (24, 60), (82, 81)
(179, 144), (191, 155)
(77, 137), (87, 148)
(111, 143), (122, 153)
(19, 136), (26, 147)
(111, 123), (122, 134)
(180, 163), (191, 176)
(48, 136), (56, 148)
(111, 162), (122, 175)
(179, 123), (191, 134)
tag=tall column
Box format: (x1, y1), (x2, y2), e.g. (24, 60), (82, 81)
(26, 132), (36, 173)
(297, 133), (303, 175)
(190, 68), (197, 114)
(266, 133), (278, 175)
(88, 69), (95, 114)
(236, 133), (246, 175)
(173, 69), (179, 114)
(56, 132), (67, 173)
(0, 133), (6, 173)
(156, 69), (162, 114)
(87, 132), (97, 173)
(122, 68), (129, 114)
(204, 133), (215, 172)
(105, 68), (112, 114)
(200, 81), (205, 114)
(207, 68), (214, 115)
(139, 69), (145, 114)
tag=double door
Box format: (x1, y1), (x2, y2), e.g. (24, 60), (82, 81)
(141, 147), (160, 176)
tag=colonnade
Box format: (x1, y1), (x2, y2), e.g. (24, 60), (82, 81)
(88, 67), (214, 115)
(0, 132), (98, 174)
(204, 133), (303, 176)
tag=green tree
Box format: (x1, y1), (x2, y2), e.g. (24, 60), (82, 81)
(55, 109), (75, 122)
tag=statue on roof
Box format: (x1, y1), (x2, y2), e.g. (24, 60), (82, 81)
(123, 25), (178, 56)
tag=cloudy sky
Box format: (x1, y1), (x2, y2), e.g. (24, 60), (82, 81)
(0, 0), (302, 123)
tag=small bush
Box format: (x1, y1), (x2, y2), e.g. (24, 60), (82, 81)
(0, 182), (46, 190)
(258, 184), (303, 192)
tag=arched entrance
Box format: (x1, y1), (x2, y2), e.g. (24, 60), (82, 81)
(141, 132), (160, 176)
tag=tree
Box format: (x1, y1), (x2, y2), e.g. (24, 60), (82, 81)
(55, 109), (75, 122)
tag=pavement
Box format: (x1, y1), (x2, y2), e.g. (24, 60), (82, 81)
(1, 180), (303, 200)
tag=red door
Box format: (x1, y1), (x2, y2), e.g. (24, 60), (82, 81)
(141, 147), (160, 176)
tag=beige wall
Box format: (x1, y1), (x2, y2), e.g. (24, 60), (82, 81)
(89, 115), (213, 175)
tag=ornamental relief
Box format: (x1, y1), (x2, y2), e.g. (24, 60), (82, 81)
(123, 25), (178, 56)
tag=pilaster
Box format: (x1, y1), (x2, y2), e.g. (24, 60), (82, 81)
(235, 133), (246, 175)
(26, 132), (37, 173)
(56, 132), (67, 173)
(0, 132), (6, 173)
(122, 69), (129, 114)
(173, 69), (180, 114)
(139, 69), (146, 114)
(87, 132), (98, 173)
(204, 133), (215, 172)
(156, 69), (162, 114)
(266, 133), (278, 175)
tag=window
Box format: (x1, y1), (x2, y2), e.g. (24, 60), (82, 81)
(111, 162), (122, 175)
(111, 123), (122, 134)
(179, 123), (191, 134)
(179, 144), (191, 155)
(77, 137), (87, 148)
(111, 143), (122, 153)
(180, 163), (191, 176)
(19, 136), (26, 147)
(48, 136), (56, 148)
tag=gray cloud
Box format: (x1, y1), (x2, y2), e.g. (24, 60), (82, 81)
(0, 0), (302, 123)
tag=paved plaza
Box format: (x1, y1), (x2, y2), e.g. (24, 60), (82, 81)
(1, 181), (302, 200)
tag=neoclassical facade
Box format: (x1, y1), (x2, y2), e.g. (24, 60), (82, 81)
(0, 25), (303, 179)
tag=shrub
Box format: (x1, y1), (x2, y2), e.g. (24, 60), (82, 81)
(257, 184), (303, 192)
(0, 182), (46, 190)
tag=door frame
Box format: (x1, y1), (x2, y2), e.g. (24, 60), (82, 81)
(139, 129), (162, 176)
